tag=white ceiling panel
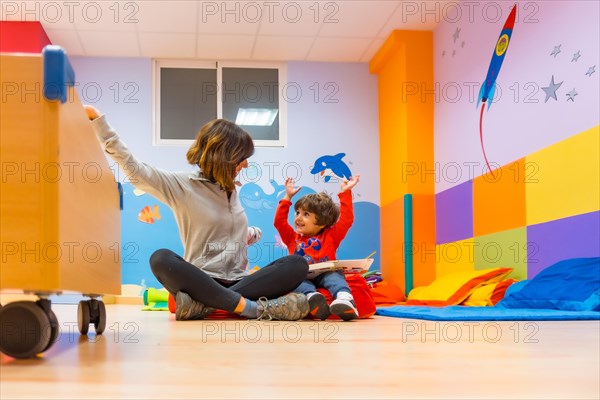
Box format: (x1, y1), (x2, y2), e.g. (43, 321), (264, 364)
(136, 1), (197, 33)
(139, 32), (197, 58)
(44, 29), (85, 55)
(78, 31), (140, 57)
(307, 37), (373, 62)
(196, 34), (255, 60)
(4, 1), (443, 63)
(318, 1), (399, 38)
(257, 2), (323, 37)
(253, 36), (315, 61)
(196, 1), (261, 36)
(380, 0), (450, 37)
(70, 1), (137, 32)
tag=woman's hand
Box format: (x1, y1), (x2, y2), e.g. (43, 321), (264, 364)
(283, 177), (302, 201)
(84, 105), (101, 121)
(340, 174), (360, 192)
(247, 226), (262, 245)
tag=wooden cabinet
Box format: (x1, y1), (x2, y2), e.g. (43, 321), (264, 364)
(0, 51), (121, 357)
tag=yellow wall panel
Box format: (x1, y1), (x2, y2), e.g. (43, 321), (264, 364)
(526, 126), (600, 225)
(435, 238), (475, 278)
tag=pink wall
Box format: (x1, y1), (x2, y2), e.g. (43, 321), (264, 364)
(434, 1), (599, 192)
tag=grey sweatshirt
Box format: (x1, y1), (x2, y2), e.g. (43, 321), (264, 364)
(92, 116), (250, 281)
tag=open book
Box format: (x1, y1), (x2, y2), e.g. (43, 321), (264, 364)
(307, 258), (374, 279)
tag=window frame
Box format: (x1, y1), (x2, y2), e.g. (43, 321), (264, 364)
(152, 59), (287, 147)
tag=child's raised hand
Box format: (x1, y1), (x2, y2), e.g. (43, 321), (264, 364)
(340, 174), (360, 192)
(284, 177), (302, 201)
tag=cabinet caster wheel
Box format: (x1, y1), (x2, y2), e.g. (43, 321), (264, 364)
(0, 301), (53, 358)
(78, 301), (91, 335)
(93, 300), (107, 335)
(42, 309), (60, 352)
(78, 299), (106, 335)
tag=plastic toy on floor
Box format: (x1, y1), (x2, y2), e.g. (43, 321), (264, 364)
(142, 288), (170, 311)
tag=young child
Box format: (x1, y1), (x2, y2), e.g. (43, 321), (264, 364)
(274, 175), (360, 321)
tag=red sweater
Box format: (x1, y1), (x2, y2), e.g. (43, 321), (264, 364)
(274, 191), (354, 265)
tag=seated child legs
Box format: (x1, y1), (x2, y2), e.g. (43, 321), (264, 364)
(294, 279), (331, 320)
(320, 271), (359, 321)
(295, 271), (359, 321)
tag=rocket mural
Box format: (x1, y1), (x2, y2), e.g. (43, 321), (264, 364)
(477, 4), (517, 177)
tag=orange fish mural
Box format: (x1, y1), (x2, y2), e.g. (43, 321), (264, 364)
(138, 205), (161, 224)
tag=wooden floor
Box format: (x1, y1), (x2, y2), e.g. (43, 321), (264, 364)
(1, 304), (599, 399)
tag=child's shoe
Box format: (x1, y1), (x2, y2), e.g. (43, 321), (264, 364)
(307, 292), (331, 320)
(330, 291), (358, 321)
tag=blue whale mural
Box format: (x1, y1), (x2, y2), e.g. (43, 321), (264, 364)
(240, 179), (317, 213)
(239, 180), (284, 213)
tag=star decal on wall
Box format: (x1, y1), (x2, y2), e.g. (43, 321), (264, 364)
(442, 26), (465, 61)
(541, 75), (563, 102)
(571, 51), (581, 62)
(550, 44), (561, 58)
(585, 66), (596, 77)
(453, 28), (461, 43)
(566, 89), (578, 102)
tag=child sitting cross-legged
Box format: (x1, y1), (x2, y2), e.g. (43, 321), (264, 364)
(274, 175), (360, 321)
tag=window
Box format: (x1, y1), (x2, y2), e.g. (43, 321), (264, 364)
(153, 60), (287, 147)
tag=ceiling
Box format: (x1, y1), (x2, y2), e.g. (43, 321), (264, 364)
(3, 0), (444, 62)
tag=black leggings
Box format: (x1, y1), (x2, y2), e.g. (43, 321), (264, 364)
(149, 249), (309, 313)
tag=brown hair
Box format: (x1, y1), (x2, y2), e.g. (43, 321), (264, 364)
(294, 192), (339, 228)
(186, 119), (254, 192)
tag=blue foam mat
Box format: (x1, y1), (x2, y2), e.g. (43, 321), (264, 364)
(376, 305), (600, 321)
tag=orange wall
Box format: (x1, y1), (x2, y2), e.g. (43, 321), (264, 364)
(370, 31), (436, 292)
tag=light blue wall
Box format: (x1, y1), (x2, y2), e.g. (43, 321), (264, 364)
(71, 57), (380, 287)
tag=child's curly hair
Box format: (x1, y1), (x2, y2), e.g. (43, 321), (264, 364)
(294, 192), (339, 228)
